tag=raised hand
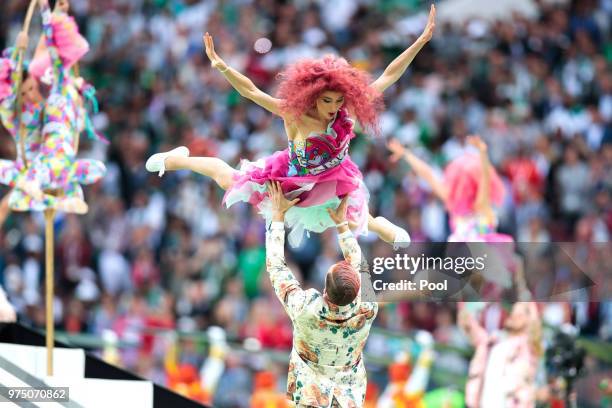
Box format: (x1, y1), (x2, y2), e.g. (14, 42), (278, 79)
(419, 4), (436, 43)
(387, 139), (407, 163)
(268, 181), (299, 220)
(16, 32), (28, 50)
(467, 135), (488, 153)
(203, 32), (226, 71)
(326, 195), (349, 225)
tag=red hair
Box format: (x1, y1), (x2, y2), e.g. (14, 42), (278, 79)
(276, 55), (383, 134)
(325, 260), (360, 306)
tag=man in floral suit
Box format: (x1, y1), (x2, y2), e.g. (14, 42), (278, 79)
(266, 181), (378, 408)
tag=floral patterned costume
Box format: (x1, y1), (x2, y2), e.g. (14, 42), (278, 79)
(0, 46), (44, 184)
(1, 0), (105, 211)
(266, 222), (378, 407)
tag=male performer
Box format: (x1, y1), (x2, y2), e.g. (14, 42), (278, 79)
(459, 301), (542, 407)
(266, 181), (378, 407)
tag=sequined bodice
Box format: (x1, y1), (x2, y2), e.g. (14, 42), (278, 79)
(287, 108), (354, 176)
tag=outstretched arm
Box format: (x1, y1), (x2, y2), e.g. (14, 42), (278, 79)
(327, 197), (365, 302)
(204, 33), (282, 116)
(327, 196), (362, 274)
(0, 194), (10, 228)
(458, 303), (488, 346)
(266, 181), (304, 320)
(38, 0), (64, 89)
(370, 4), (435, 93)
(388, 139), (448, 203)
(0, 32), (29, 137)
(467, 135), (494, 217)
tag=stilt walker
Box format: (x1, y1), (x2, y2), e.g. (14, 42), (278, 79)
(0, 0), (107, 375)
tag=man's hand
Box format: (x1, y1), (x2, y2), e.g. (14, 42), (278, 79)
(327, 195), (349, 225)
(327, 195), (352, 234)
(268, 181), (299, 222)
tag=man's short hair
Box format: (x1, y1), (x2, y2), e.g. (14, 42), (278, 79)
(325, 261), (360, 306)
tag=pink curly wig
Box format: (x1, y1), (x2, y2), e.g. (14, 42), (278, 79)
(0, 58), (11, 101)
(276, 55), (383, 133)
(443, 153), (505, 216)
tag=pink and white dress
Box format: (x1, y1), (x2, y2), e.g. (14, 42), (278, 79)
(444, 153), (516, 293)
(224, 108), (369, 247)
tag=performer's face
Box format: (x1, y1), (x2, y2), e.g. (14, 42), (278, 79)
(504, 302), (531, 332)
(54, 0), (70, 13)
(21, 77), (43, 105)
(315, 91), (344, 121)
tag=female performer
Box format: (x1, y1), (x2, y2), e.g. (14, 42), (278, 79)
(388, 135), (511, 243)
(388, 136), (517, 293)
(147, 5), (436, 247)
(0, 0), (106, 213)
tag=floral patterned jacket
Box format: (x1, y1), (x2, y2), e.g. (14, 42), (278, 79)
(266, 222), (378, 407)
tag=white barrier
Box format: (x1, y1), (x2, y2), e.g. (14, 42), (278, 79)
(0, 342), (85, 378)
(0, 343), (153, 407)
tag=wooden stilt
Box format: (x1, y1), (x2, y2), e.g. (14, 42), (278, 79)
(44, 208), (55, 376)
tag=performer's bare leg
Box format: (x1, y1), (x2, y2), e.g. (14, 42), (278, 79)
(165, 156), (237, 190)
(367, 214), (411, 249)
(146, 146), (237, 190)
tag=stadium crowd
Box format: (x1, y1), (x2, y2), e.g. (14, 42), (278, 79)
(0, 0), (610, 406)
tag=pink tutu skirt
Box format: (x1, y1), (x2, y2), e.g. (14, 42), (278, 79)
(448, 214), (516, 292)
(224, 149), (369, 247)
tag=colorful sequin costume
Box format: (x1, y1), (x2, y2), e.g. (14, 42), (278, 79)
(443, 153), (515, 293)
(441, 152), (510, 243)
(225, 108), (369, 247)
(2, 1), (106, 211)
(0, 46), (44, 177)
(266, 221), (378, 407)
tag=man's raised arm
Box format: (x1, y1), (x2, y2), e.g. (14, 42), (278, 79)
(327, 196), (362, 288)
(265, 182), (305, 320)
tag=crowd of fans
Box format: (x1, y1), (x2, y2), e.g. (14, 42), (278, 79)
(0, 0), (610, 406)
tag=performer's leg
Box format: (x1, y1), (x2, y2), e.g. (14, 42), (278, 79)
(0, 160), (19, 188)
(165, 156), (237, 190)
(37, 120), (75, 190)
(50, 184), (88, 214)
(3, 160), (46, 201)
(147, 146), (237, 190)
(72, 159), (107, 185)
(368, 214), (411, 249)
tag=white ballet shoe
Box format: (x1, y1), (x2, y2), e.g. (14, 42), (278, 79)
(375, 216), (411, 250)
(145, 146), (190, 177)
